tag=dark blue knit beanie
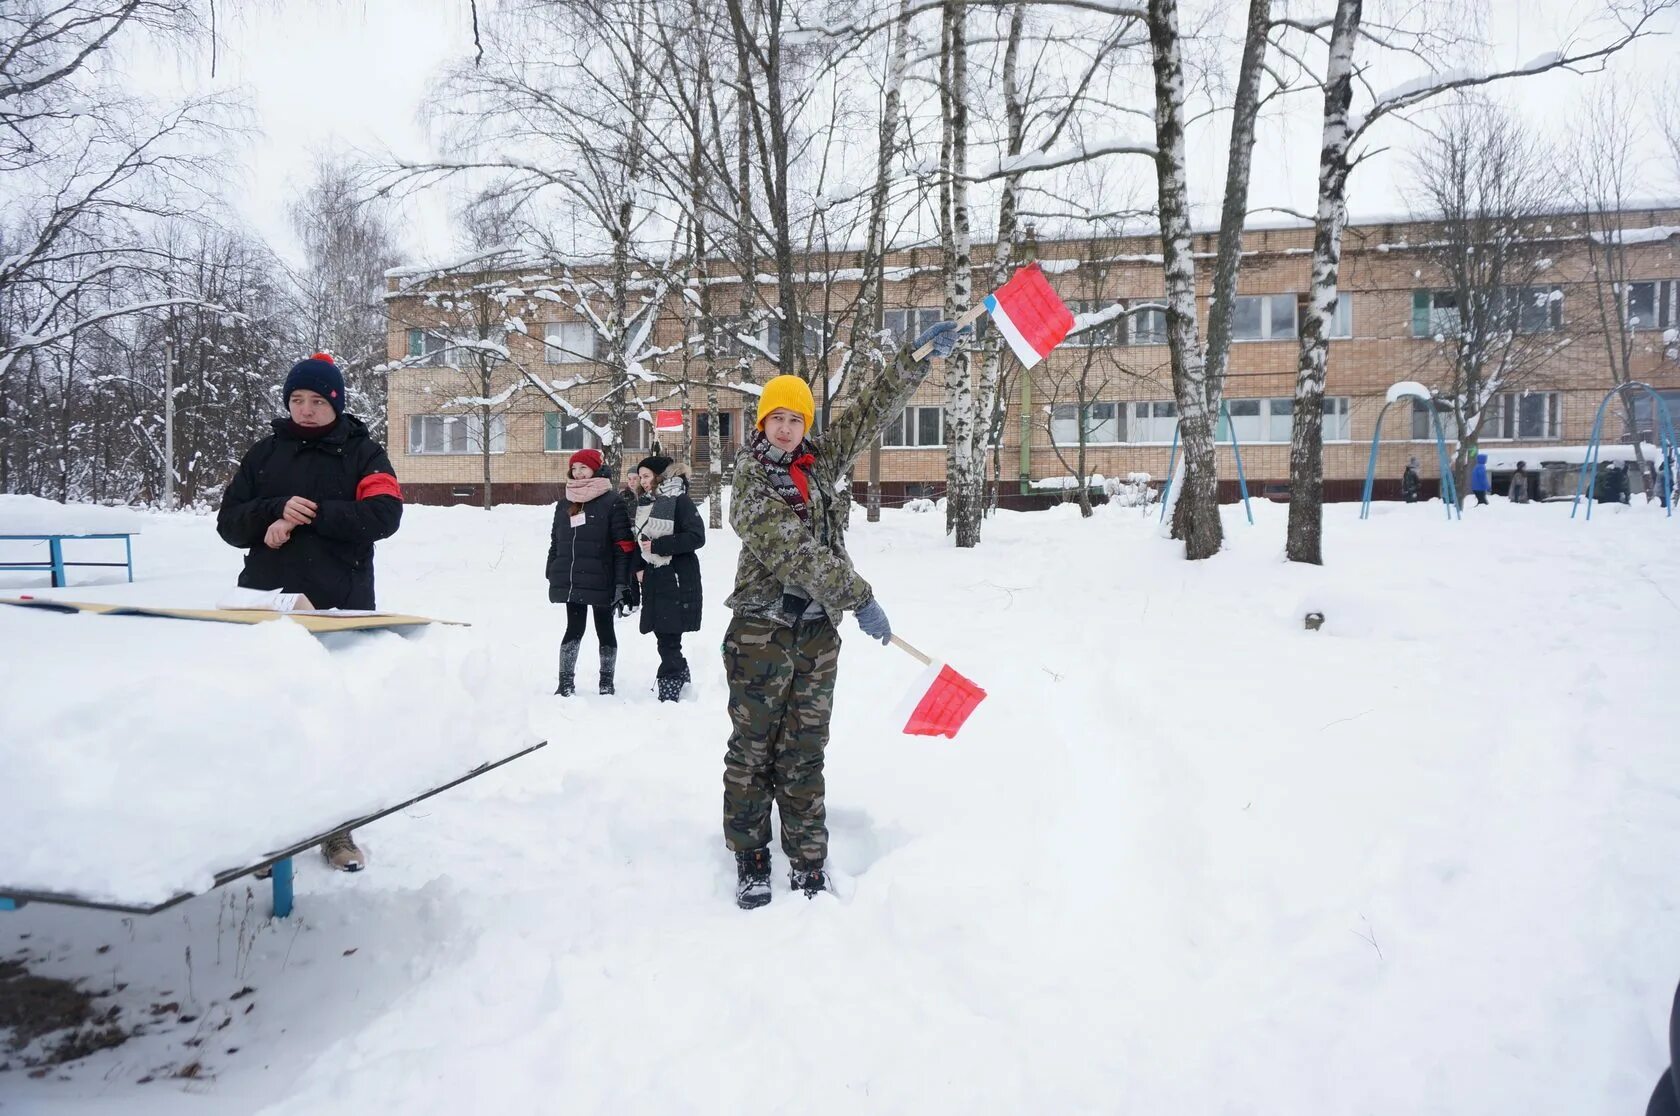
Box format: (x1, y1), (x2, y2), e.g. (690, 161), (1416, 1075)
(284, 352), (345, 415)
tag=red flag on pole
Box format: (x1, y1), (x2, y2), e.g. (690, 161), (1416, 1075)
(654, 409), (685, 432)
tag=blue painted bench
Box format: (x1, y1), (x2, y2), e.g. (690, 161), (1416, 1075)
(0, 533), (136, 588)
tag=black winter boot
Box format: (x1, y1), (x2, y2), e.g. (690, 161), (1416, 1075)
(598, 644), (617, 695)
(734, 848), (772, 910)
(789, 863), (829, 898)
(555, 640), (581, 696)
(656, 674), (683, 703)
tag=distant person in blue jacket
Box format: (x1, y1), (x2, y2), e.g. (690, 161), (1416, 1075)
(1470, 453), (1490, 506)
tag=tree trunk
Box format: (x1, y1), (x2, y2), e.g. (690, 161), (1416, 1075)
(1285, 0), (1360, 565)
(1146, 0), (1221, 559)
(940, 0), (977, 544)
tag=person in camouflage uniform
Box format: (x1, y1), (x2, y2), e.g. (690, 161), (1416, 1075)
(723, 319), (963, 909)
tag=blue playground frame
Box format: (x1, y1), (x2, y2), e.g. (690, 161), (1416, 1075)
(1361, 390), (1460, 520)
(1157, 401), (1255, 525)
(1571, 382), (1678, 520)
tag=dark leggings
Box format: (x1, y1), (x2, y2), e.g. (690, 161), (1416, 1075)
(656, 631), (688, 679)
(563, 603), (616, 648)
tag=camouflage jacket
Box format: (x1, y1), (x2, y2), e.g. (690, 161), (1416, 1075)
(726, 343), (932, 626)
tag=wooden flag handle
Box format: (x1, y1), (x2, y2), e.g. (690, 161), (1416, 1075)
(889, 634), (933, 665)
(909, 303), (988, 362)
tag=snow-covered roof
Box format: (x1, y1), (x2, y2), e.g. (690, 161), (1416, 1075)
(1481, 443), (1663, 470)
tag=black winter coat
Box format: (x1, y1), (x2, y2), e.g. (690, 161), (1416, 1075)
(634, 472), (705, 635)
(547, 484), (633, 606)
(216, 414), (403, 610)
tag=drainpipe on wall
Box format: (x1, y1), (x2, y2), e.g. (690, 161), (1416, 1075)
(1018, 372), (1032, 495)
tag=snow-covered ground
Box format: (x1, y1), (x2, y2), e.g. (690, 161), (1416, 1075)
(2, 493), (1678, 1113)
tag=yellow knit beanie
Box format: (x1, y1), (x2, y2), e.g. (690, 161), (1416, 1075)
(756, 375), (815, 431)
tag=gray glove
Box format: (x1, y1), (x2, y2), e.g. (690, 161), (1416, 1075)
(854, 598), (891, 645)
(914, 320), (964, 359)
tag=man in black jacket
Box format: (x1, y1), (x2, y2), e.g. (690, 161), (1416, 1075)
(217, 352), (403, 870)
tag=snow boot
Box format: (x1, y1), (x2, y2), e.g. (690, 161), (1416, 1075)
(598, 644), (617, 695)
(657, 674), (683, 703)
(789, 863), (828, 898)
(555, 640), (581, 697)
(321, 829), (366, 872)
(735, 848), (772, 910)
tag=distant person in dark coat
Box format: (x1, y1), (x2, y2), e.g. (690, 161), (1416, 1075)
(631, 456), (706, 701)
(547, 448), (635, 696)
(217, 352), (403, 873)
(1509, 461), (1530, 504)
(1471, 453), (1491, 506)
(1401, 457), (1421, 503)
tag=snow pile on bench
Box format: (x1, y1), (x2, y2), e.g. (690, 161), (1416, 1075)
(0, 494), (144, 535)
(0, 606), (535, 906)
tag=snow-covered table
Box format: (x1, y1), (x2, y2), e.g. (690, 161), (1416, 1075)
(0, 601), (543, 919)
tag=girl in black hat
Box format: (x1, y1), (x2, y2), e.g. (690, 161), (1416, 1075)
(632, 454), (706, 701)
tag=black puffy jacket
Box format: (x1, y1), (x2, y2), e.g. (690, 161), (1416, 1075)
(216, 414), (403, 610)
(547, 482), (633, 606)
(634, 467), (705, 635)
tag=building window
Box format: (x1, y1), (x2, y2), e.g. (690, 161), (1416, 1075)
(409, 414), (506, 455)
(1216, 397), (1350, 443)
(1627, 280), (1678, 331)
(1412, 291), (1459, 338)
(1126, 304), (1168, 345)
(1412, 288), (1562, 337)
(1498, 287), (1563, 333)
(544, 321), (596, 364)
(695, 410), (737, 440)
(767, 316), (832, 357)
(1050, 401), (1122, 444)
(1304, 294), (1354, 339)
(883, 405), (945, 448)
(1485, 392), (1560, 440)
(1633, 390), (1680, 440)
(1129, 401), (1178, 443)
(1410, 397), (1461, 441)
(1066, 301), (1122, 347)
(545, 411), (649, 451)
(1322, 396), (1351, 441)
(884, 308), (944, 343)
(405, 329), (456, 367)
(1230, 294), (1298, 341)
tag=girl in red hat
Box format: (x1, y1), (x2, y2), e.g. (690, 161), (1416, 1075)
(546, 448), (636, 695)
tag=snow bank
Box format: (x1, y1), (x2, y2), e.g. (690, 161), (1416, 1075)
(0, 494), (145, 535)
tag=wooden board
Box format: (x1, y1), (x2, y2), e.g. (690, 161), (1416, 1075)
(0, 741), (547, 915)
(0, 597), (467, 633)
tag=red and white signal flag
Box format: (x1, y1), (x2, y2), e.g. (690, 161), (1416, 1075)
(982, 262), (1075, 369)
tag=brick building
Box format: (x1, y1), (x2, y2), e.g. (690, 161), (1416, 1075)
(384, 210), (1680, 507)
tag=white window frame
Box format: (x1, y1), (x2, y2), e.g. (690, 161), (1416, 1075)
(1127, 401), (1179, 444)
(1328, 295), (1353, 339)
(884, 307), (943, 346)
(1409, 398), (1463, 443)
(1216, 397), (1351, 444)
(1626, 280), (1678, 332)
(1126, 304), (1168, 345)
(882, 405), (946, 448)
(1230, 294), (1299, 342)
(1049, 401), (1122, 445)
(408, 413), (506, 455)
(1066, 301), (1122, 348)
(405, 329), (458, 368)
(1484, 391), (1561, 441)
(544, 321), (597, 365)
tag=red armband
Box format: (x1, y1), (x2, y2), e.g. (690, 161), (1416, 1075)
(616, 539), (637, 553)
(357, 472), (402, 501)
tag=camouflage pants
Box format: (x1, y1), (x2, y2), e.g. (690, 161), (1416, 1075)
(721, 613), (841, 867)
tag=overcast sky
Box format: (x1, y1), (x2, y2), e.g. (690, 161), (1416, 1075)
(132, 0), (1680, 267)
